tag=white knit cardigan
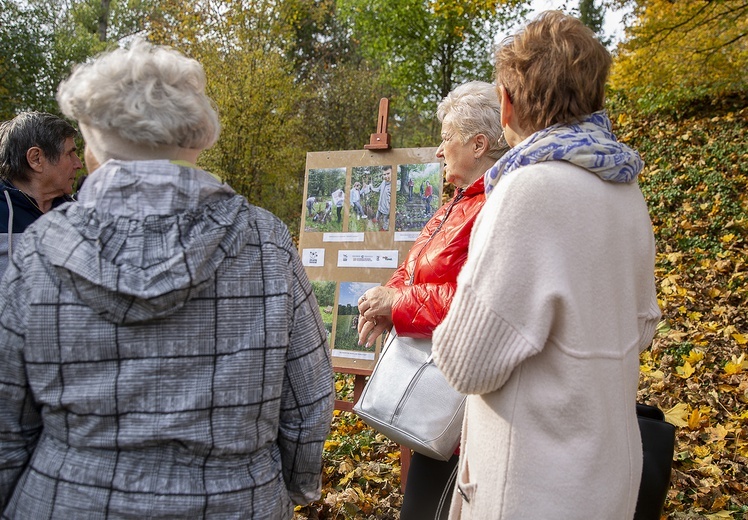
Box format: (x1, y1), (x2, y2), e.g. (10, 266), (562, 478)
(433, 161), (661, 520)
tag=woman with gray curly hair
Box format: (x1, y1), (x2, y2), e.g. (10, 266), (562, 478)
(357, 80), (506, 520)
(0, 39), (334, 519)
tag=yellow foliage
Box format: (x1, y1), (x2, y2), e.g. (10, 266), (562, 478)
(665, 402), (690, 427)
(707, 423), (730, 442)
(724, 353), (746, 375)
(676, 361), (696, 379)
(611, 0), (748, 110)
(692, 445), (710, 458)
(687, 408), (704, 430)
(683, 349), (704, 365)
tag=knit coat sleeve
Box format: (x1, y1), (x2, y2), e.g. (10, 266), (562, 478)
(432, 164), (661, 395)
(277, 225), (334, 505)
(432, 172), (547, 395)
(0, 237), (42, 509)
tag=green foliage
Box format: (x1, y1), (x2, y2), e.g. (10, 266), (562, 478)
(150, 0), (309, 226)
(1, 0), (158, 119)
(311, 280), (336, 307)
(337, 0), (524, 147)
(577, 0), (609, 46)
(149, 0), (385, 233)
(286, 1), (385, 153)
(578, 0), (604, 33)
(0, 0), (49, 117)
(301, 62), (386, 153)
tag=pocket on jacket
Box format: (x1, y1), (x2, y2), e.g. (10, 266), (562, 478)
(455, 457), (477, 506)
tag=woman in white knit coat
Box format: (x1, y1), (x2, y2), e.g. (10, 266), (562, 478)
(432, 11), (662, 520)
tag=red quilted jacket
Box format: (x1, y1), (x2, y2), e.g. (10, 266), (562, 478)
(386, 176), (486, 337)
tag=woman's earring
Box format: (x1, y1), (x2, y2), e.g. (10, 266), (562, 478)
(497, 131), (508, 149)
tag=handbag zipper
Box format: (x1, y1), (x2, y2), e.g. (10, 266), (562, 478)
(391, 358), (431, 424)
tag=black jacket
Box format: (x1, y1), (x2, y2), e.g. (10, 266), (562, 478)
(0, 180), (74, 278)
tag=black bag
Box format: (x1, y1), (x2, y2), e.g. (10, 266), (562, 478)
(634, 404), (676, 520)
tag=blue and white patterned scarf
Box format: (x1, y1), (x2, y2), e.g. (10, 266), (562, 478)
(484, 111), (643, 195)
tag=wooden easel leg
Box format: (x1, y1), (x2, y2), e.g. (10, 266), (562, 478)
(352, 375), (366, 405)
(400, 446), (411, 493)
(334, 372), (370, 413)
(342, 373), (410, 493)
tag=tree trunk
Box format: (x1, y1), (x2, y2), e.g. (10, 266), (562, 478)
(98, 0), (111, 42)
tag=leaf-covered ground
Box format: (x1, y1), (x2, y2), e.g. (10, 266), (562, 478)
(295, 97), (748, 519)
(625, 97), (748, 519)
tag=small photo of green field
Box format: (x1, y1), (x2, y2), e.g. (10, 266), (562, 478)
(334, 281), (380, 356)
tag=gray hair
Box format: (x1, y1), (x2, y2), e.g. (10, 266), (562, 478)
(57, 39), (220, 152)
(0, 112), (78, 183)
(436, 81), (507, 160)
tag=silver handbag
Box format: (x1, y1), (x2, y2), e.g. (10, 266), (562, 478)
(352, 328), (466, 461)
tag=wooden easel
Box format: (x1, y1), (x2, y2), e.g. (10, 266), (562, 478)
(333, 366), (370, 413)
(334, 362), (412, 495)
(364, 98), (392, 150)
(332, 97), (412, 493)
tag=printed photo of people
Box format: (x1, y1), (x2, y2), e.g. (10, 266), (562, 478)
(395, 162), (441, 232)
(305, 167), (346, 232)
(349, 165), (392, 232)
(333, 281), (381, 358)
(310, 280), (335, 342)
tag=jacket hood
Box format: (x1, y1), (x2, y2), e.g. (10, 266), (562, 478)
(34, 160), (250, 324)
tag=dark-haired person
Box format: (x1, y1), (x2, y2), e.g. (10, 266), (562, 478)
(432, 11), (661, 519)
(0, 112), (82, 278)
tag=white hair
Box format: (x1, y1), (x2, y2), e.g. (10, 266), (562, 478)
(436, 81), (506, 160)
(57, 39), (220, 152)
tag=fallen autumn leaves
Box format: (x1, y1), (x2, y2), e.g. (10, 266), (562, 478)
(296, 97), (748, 519)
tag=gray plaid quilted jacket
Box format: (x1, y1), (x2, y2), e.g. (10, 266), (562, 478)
(0, 160), (334, 519)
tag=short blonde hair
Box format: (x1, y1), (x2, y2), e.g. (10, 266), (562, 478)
(436, 81), (505, 161)
(495, 11), (611, 132)
(57, 39), (219, 151)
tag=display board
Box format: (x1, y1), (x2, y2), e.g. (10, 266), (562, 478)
(299, 148), (442, 371)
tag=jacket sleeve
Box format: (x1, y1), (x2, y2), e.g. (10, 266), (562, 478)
(431, 172), (555, 395)
(388, 280), (457, 337)
(0, 239), (42, 509)
(385, 205), (467, 338)
(277, 227), (334, 505)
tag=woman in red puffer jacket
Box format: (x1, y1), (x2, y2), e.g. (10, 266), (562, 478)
(357, 81), (507, 520)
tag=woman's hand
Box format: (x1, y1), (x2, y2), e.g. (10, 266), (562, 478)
(357, 286), (398, 347)
(357, 314), (393, 348)
(357, 286), (397, 321)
